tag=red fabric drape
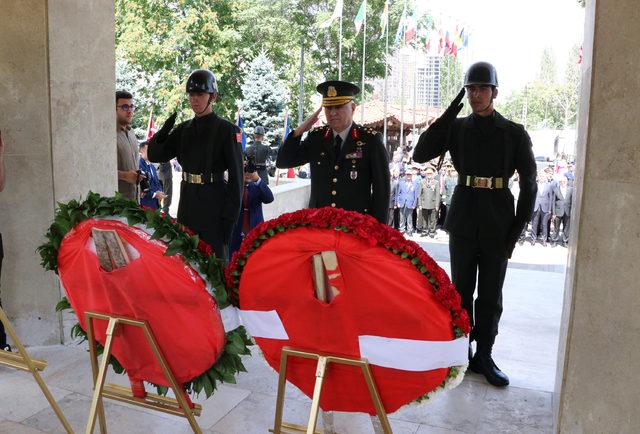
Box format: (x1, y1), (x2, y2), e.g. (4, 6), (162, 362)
(239, 227), (454, 414)
(58, 219), (225, 386)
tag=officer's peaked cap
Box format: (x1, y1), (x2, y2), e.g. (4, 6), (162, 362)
(317, 80), (360, 107)
(186, 69), (218, 94)
(464, 62), (498, 87)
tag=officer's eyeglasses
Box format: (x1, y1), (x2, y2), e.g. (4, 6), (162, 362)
(117, 104), (135, 111)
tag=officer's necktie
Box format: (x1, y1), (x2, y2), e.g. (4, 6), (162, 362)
(334, 135), (343, 159)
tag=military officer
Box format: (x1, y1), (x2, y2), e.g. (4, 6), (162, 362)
(276, 80), (390, 223)
(245, 125), (270, 184)
(413, 62), (537, 387)
(148, 69), (243, 262)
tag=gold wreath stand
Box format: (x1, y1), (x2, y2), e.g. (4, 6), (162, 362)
(270, 347), (393, 434)
(0, 306), (74, 433)
(84, 311), (203, 434)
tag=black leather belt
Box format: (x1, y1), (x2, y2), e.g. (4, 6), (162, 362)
(458, 175), (506, 189)
(182, 171), (225, 184)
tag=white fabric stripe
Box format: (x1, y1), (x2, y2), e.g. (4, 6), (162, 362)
(238, 309), (289, 340)
(220, 306), (242, 333)
(358, 335), (469, 371)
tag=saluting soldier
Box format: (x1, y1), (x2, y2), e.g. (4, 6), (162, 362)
(245, 125), (270, 184)
(413, 62), (537, 387)
(148, 69), (243, 262)
(276, 80), (389, 223)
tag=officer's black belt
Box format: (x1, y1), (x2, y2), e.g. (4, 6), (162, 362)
(182, 171), (225, 184)
(458, 175), (506, 189)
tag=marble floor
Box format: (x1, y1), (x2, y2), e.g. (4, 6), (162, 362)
(0, 239), (566, 433)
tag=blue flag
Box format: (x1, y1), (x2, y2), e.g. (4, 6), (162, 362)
(283, 111), (291, 142)
(236, 112), (247, 151)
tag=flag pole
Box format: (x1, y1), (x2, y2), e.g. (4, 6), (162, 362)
(338, 13), (343, 80)
(145, 107), (153, 139)
(360, 0), (367, 123)
(412, 46), (417, 141)
(383, 1), (389, 150)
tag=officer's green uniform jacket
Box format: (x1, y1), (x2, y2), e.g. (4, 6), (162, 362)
(276, 123), (390, 223)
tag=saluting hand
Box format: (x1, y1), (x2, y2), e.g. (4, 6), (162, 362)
(293, 106), (322, 137)
(440, 88), (465, 124)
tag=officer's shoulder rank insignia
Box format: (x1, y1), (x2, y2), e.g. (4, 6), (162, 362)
(310, 126), (325, 135)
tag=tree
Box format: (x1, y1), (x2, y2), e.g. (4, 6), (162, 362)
(237, 52), (287, 143)
(539, 46), (558, 84)
(439, 55), (464, 109)
(497, 45), (581, 130)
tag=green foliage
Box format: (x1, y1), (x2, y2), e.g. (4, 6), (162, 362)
(115, 0), (405, 132)
(238, 52), (287, 143)
(497, 45), (581, 130)
(439, 55), (464, 109)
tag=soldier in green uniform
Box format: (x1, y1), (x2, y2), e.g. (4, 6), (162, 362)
(413, 62), (537, 387)
(276, 80), (390, 223)
(148, 69), (243, 262)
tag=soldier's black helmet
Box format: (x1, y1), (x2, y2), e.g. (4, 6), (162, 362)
(464, 62), (498, 87)
(186, 69), (218, 94)
(254, 125), (266, 135)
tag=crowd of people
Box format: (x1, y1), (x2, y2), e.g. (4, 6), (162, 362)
(387, 147), (575, 247)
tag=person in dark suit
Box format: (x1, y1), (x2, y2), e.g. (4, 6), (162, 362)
(148, 69), (243, 262)
(388, 168), (400, 228)
(412, 62), (537, 387)
(138, 142), (166, 210)
(245, 125), (270, 184)
(551, 176), (572, 246)
(276, 80), (389, 223)
(396, 171), (419, 234)
(530, 173), (554, 246)
(229, 158), (274, 258)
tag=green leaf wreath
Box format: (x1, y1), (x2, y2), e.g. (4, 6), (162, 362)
(37, 192), (252, 398)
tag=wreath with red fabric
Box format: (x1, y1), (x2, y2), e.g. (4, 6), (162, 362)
(37, 192), (252, 398)
(227, 207), (471, 409)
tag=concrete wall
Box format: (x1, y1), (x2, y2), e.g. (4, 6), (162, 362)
(0, 1), (115, 345)
(554, 0), (640, 431)
(263, 178), (311, 221)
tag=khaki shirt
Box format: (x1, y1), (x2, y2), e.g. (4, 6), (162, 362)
(117, 125), (139, 201)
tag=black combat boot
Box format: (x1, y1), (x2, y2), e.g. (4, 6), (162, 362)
(469, 341), (509, 387)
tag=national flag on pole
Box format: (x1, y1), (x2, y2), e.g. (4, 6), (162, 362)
(145, 112), (157, 140)
(283, 111), (291, 142)
(236, 112), (247, 151)
(354, 0), (367, 36)
(379, 0), (389, 37)
(393, 6), (407, 45)
(578, 46), (583, 64)
(404, 13), (416, 43)
(319, 0), (343, 28)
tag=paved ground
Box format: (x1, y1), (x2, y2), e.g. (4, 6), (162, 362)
(0, 232), (567, 433)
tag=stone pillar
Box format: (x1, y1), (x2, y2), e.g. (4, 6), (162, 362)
(555, 0), (640, 431)
(0, 1), (115, 345)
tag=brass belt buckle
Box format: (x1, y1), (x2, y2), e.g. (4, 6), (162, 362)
(473, 176), (492, 189)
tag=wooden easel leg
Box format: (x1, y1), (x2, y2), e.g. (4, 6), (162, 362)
(306, 356), (328, 434)
(272, 348), (290, 434)
(0, 307), (74, 433)
(85, 314), (107, 434)
(86, 318), (118, 434)
(360, 363), (392, 434)
(141, 323), (202, 434)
